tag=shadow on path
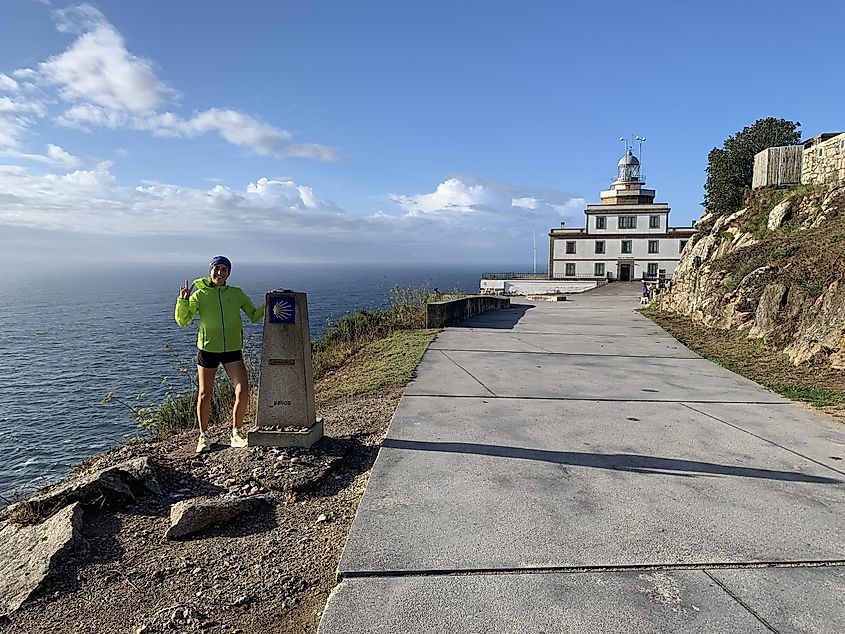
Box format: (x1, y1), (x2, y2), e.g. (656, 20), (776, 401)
(381, 439), (840, 484)
(452, 304), (534, 331)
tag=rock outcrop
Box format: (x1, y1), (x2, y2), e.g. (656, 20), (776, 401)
(20, 457), (161, 524)
(660, 184), (845, 367)
(0, 503), (84, 617)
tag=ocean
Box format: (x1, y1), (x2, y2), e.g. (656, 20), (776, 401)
(0, 262), (508, 504)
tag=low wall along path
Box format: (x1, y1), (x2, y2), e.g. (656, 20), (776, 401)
(319, 282), (845, 633)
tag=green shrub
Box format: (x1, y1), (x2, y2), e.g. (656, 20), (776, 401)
(726, 257), (766, 292)
(796, 277), (825, 298)
(312, 282), (461, 377)
(773, 244), (800, 259)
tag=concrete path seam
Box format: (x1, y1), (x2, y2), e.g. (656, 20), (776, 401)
(683, 403), (845, 478)
(509, 335), (554, 353)
(432, 348), (699, 359)
(340, 560), (845, 580)
(437, 350), (496, 397)
(405, 394), (793, 405)
(459, 330), (666, 337)
(702, 569), (780, 633)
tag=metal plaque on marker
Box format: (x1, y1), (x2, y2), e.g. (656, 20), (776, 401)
(268, 296), (296, 324)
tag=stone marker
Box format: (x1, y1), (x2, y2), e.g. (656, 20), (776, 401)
(249, 290), (323, 448)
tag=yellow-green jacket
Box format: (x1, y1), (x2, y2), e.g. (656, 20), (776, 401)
(175, 277), (264, 352)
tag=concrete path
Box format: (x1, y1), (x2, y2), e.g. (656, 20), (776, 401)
(318, 284), (845, 633)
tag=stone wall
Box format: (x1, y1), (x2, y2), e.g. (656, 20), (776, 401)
(480, 279), (599, 295)
(426, 296), (511, 329)
(802, 133), (845, 186)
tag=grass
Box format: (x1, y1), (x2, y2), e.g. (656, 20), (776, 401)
(768, 385), (845, 408)
(642, 309), (845, 414)
(316, 329), (439, 400)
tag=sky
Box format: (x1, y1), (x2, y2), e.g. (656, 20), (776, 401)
(1, 0), (843, 268)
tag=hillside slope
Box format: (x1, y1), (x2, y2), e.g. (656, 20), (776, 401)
(659, 184), (845, 368)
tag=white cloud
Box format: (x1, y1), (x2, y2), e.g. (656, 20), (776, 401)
(0, 74), (19, 92)
(56, 103), (128, 129)
(246, 177), (340, 210)
(53, 4), (108, 35)
(389, 176), (584, 221)
(0, 163), (347, 236)
(0, 97), (47, 148)
(137, 109), (340, 160)
(11, 68), (38, 80)
(0, 4), (335, 161)
(40, 8), (176, 112)
(0, 164), (582, 264)
(1, 143), (82, 167)
(0, 97), (45, 115)
(46, 143), (82, 166)
(391, 178), (495, 216)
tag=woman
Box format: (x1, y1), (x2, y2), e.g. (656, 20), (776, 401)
(175, 256), (265, 453)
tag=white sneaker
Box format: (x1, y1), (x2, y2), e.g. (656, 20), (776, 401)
(196, 432), (210, 453)
(231, 428), (248, 448)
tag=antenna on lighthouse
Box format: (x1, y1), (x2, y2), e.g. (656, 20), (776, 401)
(635, 135), (647, 180)
(532, 225), (537, 274)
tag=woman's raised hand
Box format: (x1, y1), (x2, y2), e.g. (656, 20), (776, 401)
(179, 279), (195, 300)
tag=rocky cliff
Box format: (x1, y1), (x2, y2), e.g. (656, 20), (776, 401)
(659, 184), (845, 368)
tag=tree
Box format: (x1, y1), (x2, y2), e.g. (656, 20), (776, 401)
(703, 117), (801, 216)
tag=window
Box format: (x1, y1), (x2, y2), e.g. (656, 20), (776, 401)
(680, 240), (688, 252)
(595, 240), (605, 254)
(621, 240), (632, 254)
(565, 241), (576, 254)
(649, 215), (660, 229)
(596, 216), (607, 229)
(565, 263), (576, 277)
(647, 263), (658, 277)
(648, 240), (659, 254)
(817, 147), (824, 158)
(619, 216), (637, 229)
(594, 263), (605, 277)
(840, 139), (845, 150)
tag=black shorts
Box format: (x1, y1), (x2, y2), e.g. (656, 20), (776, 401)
(196, 348), (244, 368)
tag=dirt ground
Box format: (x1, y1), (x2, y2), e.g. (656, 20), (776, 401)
(0, 387), (403, 634)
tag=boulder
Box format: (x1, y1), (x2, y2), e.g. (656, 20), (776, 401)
(0, 503), (84, 617)
(165, 494), (272, 540)
(24, 457), (160, 523)
(784, 280), (845, 366)
(750, 283), (788, 339)
(767, 199), (793, 230)
(732, 266), (774, 314)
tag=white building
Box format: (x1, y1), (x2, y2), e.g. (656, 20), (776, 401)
(548, 149), (696, 282)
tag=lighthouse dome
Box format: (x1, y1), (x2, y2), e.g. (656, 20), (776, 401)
(618, 149), (640, 167)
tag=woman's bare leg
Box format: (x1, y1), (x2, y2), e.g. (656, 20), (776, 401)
(223, 360), (249, 430)
(196, 365), (217, 432)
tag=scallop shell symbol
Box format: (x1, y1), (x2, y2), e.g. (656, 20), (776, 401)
(273, 299), (294, 321)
